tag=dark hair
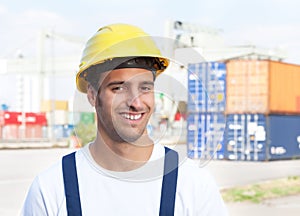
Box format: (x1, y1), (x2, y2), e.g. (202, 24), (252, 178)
(81, 57), (165, 90)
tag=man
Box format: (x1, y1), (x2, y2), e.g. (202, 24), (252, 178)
(21, 23), (228, 215)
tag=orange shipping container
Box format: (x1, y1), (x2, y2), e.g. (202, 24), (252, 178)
(226, 60), (300, 114)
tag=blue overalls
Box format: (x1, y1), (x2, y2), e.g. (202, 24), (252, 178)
(62, 147), (179, 216)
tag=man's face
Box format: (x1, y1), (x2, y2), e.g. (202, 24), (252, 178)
(93, 68), (155, 143)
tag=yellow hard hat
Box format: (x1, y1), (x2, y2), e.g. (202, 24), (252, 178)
(76, 23), (170, 93)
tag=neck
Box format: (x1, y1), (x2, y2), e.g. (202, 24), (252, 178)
(89, 131), (154, 171)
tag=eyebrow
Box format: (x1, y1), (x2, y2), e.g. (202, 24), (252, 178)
(106, 81), (125, 87)
(141, 81), (154, 86)
(106, 80), (154, 87)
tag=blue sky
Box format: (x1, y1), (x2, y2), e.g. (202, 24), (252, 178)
(1, 0), (300, 63)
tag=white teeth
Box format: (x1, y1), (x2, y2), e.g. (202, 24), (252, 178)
(122, 113), (142, 120)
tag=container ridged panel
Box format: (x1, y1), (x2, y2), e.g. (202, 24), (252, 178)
(226, 60), (300, 114)
(225, 114), (267, 161)
(267, 115), (300, 160)
(187, 112), (225, 159)
(226, 60), (269, 114)
(188, 62), (226, 113)
(225, 114), (300, 161)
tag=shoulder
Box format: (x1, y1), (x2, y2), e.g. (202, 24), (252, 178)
(28, 155), (66, 201)
(21, 150), (81, 215)
(175, 152), (228, 215)
(178, 158), (217, 188)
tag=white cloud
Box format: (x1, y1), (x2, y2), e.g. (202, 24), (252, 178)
(10, 9), (74, 35)
(1, 7), (78, 58)
(0, 4), (8, 14)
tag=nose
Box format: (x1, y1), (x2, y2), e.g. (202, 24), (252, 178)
(126, 88), (143, 110)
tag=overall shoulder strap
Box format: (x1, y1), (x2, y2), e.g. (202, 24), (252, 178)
(159, 147), (179, 216)
(62, 152), (82, 216)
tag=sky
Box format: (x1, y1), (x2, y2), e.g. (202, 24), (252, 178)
(1, 0), (300, 64)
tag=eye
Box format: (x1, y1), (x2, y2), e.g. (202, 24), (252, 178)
(112, 85), (126, 92)
(140, 85), (153, 92)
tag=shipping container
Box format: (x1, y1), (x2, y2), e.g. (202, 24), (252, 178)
(41, 100), (69, 112)
(0, 111), (4, 126)
(68, 112), (81, 125)
(1, 111), (47, 126)
(2, 125), (20, 139)
(187, 112), (225, 159)
(80, 112), (95, 124)
(52, 124), (75, 139)
(226, 60), (300, 114)
(25, 125), (43, 139)
(225, 114), (300, 161)
(63, 124), (75, 137)
(42, 126), (48, 138)
(225, 114), (266, 161)
(53, 125), (65, 139)
(46, 111), (69, 125)
(25, 112), (47, 126)
(267, 115), (300, 160)
(3, 112), (22, 125)
(188, 62), (226, 113)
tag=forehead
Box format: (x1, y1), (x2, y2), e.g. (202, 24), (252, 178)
(101, 68), (154, 84)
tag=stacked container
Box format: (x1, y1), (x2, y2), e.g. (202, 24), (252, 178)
(47, 111), (96, 140)
(0, 111), (47, 140)
(225, 60), (300, 161)
(41, 100), (69, 140)
(0, 111), (3, 139)
(24, 112), (47, 139)
(187, 62), (226, 159)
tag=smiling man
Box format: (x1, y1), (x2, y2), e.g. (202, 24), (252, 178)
(21, 23), (228, 216)
(85, 58), (160, 171)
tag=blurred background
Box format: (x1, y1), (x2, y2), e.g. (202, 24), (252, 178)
(1, 0), (300, 215)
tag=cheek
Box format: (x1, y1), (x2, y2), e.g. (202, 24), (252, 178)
(145, 94), (155, 110)
(95, 98), (102, 118)
(96, 93), (119, 115)
(111, 94), (125, 105)
(96, 96), (102, 107)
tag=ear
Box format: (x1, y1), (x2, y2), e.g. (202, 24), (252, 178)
(87, 84), (97, 107)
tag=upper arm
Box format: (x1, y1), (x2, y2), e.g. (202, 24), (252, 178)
(20, 161), (66, 216)
(20, 176), (49, 216)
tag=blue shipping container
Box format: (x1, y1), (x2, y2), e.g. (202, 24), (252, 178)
(267, 115), (300, 160)
(187, 112), (226, 160)
(187, 62), (226, 112)
(225, 114), (300, 161)
(225, 114), (267, 161)
(53, 125), (64, 139)
(63, 124), (75, 138)
(53, 124), (74, 139)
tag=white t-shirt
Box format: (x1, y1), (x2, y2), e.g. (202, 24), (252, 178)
(21, 143), (228, 216)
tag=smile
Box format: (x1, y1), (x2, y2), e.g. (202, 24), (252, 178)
(121, 113), (143, 120)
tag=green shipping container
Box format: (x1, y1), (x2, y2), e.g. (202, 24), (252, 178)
(80, 112), (95, 124)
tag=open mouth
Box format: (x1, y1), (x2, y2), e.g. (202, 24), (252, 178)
(121, 113), (143, 121)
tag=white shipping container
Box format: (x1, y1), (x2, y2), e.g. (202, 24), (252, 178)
(46, 110), (68, 125)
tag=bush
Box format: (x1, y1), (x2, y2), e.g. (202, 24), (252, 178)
(73, 123), (97, 146)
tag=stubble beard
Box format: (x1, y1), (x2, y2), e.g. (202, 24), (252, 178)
(95, 98), (149, 145)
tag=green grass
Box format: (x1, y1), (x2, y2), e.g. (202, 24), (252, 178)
(221, 176), (300, 203)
